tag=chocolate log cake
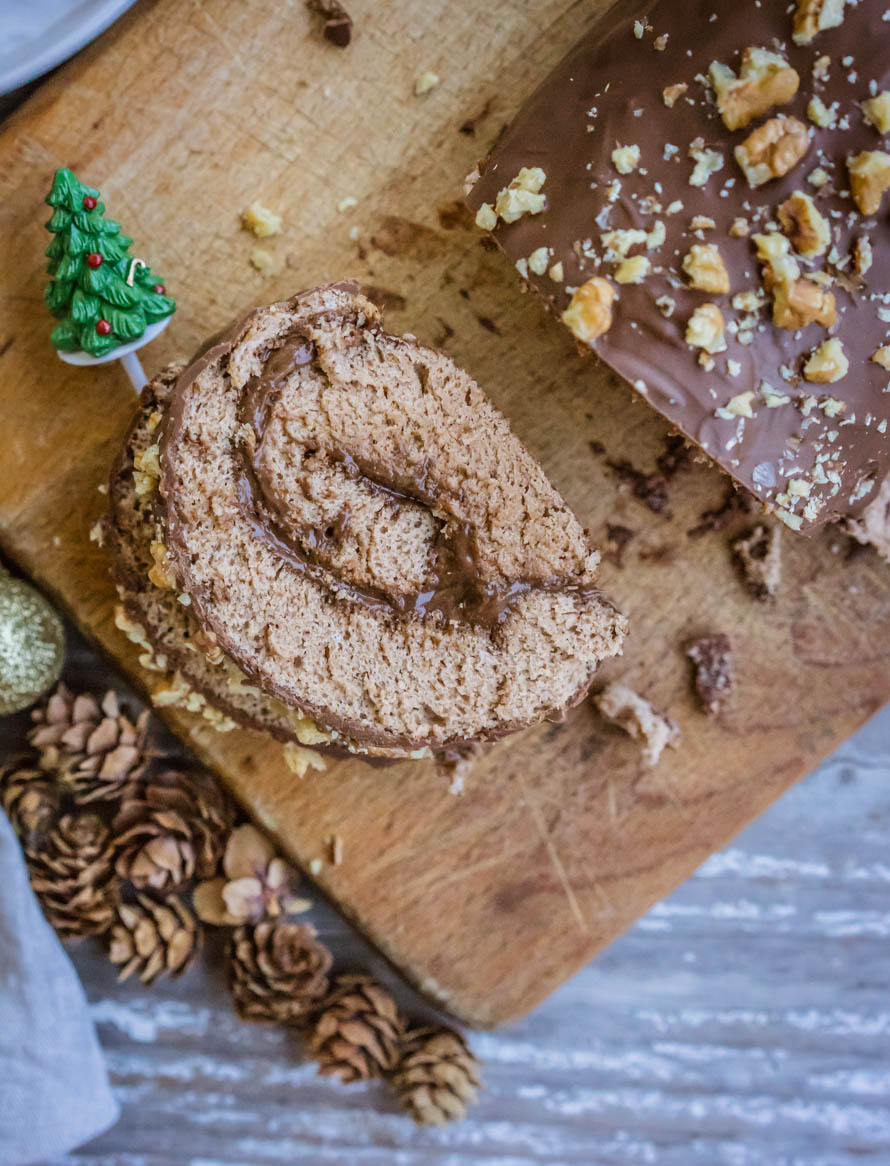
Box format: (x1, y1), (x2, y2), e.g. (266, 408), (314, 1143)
(466, 0), (890, 554)
(108, 284), (625, 764)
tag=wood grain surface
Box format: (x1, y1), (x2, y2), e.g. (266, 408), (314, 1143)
(3, 635), (887, 1165)
(1, 0), (889, 1027)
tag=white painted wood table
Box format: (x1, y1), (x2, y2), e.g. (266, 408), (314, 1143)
(1, 624), (888, 1166)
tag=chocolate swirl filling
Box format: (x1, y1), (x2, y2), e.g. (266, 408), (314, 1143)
(235, 332), (601, 629)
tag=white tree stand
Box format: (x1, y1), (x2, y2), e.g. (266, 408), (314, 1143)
(56, 316), (171, 391)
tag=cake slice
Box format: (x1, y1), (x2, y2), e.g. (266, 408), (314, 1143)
(466, 0), (890, 554)
(109, 283), (625, 760)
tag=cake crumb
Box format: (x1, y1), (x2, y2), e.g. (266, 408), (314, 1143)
(594, 681), (680, 767)
(305, 0), (352, 47)
(686, 634), (734, 715)
(250, 247), (282, 277)
(732, 523), (782, 600)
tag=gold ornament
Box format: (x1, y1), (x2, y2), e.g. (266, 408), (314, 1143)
(0, 567), (65, 715)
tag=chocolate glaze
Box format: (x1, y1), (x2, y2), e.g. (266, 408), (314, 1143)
(467, 0), (890, 533)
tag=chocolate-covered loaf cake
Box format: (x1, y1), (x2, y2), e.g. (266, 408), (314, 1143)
(108, 284), (625, 765)
(467, 0), (890, 553)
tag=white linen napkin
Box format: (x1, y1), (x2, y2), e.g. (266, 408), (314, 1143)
(0, 810), (119, 1165)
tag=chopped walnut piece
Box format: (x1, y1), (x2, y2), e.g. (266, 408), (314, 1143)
(593, 682), (680, 767)
(772, 278), (837, 330)
(562, 277), (615, 343)
(729, 217), (750, 238)
(685, 303), (726, 354)
(793, 0), (847, 45)
(682, 244), (731, 294)
(688, 139), (724, 187)
(854, 236), (873, 275)
(241, 201), (283, 238)
(752, 232), (801, 288)
(709, 47), (799, 131)
(735, 116), (810, 187)
(803, 337), (849, 383)
(863, 92), (890, 134)
(777, 191), (831, 257)
(474, 202), (497, 231)
(847, 150), (890, 215)
(494, 167), (547, 223)
(663, 82), (688, 108)
(615, 255), (650, 284)
(808, 96), (837, 128)
(611, 144), (641, 174)
(872, 346), (890, 370)
(689, 215), (716, 232)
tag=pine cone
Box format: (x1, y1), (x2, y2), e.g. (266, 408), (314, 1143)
(108, 894), (200, 985)
(29, 684), (149, 803)
(229, 920), (332, 1026)
(0, 757), (62, 855)
(392, 1026), (482, 1126)
(194, 824), (311, 926)
(309, 973), (403, 1082)
(113, 766), (233, 892)
(28, 812), (118, 939)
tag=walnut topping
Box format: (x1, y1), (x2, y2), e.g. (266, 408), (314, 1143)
(735, 116), (810, 187)
(872, 346), (890, 370)
(753, 232), (801, 288)
(854, 236), (873, 275)
(716, 391), (756, 420)
(148, 540), (176, 590)
(863, 92), (890, 134)
(847, 150), (890, 215)
(494, 167), (547, 223)
(133, 443), (161, 496)
(241, 201), (282, 238)
(688, 139), (724, 188)
(527, 246), (550, 276)
(562, 278), (615, 343)
(729, 217), (750, 238)
(772, 278), (837, 330)
(663, 82), (688, 108)
(807, 96), (837, 128)
(685, 303), (726, 354)
(611, 144), (641, 174)
(474, 203), (497, 230)
(793, 0), (847, 45)
(682, 244), (731, 294)
(615, 255), (651, 284)
(689, 215), (716, 232)
(777, 191), (831, 257)
(709, 48), (799, 131)
(601, 228), (648, 260)
(803, 337), (849, 383)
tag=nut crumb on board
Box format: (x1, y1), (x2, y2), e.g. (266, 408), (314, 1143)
(593, 681), (680, 767)
(686, 634), (735, 715)
(415, 72), (440, 96)
(241, 201), (283, 238)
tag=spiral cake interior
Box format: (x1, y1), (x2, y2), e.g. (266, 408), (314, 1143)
(120, 284), (625, 754)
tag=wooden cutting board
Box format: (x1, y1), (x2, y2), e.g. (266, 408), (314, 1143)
(1, 0), (888, 1027)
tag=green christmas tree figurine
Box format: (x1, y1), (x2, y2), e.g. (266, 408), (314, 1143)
(44, 168), (176, 360)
